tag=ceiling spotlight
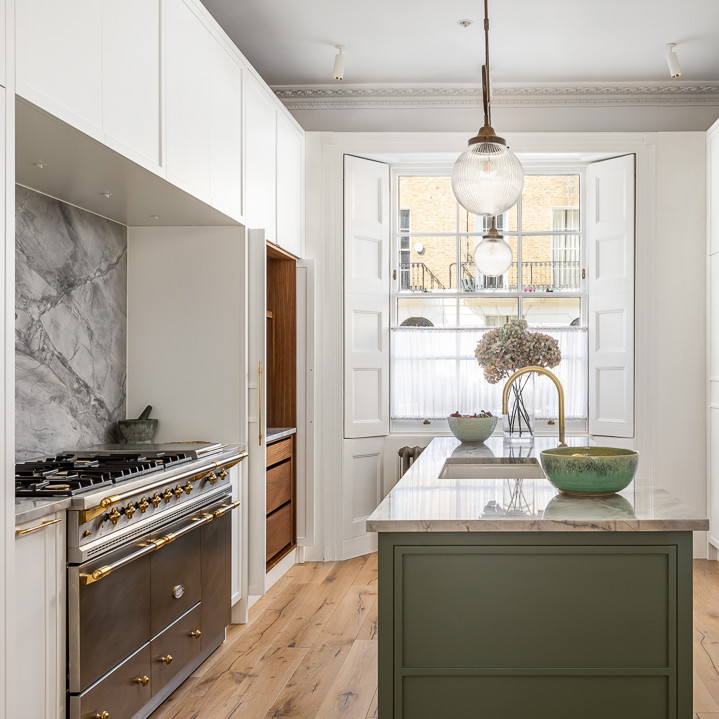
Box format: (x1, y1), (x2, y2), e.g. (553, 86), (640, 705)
(666, 43), (681, 79)
(457, 19), (473, 28)
(332, 45), (345, 81)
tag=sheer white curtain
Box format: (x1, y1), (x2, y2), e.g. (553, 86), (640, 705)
(391, 327), (588, 420)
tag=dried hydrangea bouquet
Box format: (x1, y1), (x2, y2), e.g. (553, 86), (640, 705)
(474, 319), (561, 437)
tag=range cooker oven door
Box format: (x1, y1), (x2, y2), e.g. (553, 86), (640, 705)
(67, 494), (236, 706)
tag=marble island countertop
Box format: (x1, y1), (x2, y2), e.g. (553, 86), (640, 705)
(366, 436), (708, 533)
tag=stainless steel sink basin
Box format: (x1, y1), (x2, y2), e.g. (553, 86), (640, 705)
(440, 458), (546, 480)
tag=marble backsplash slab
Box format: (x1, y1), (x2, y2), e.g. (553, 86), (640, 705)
(15, 187), (127, 460)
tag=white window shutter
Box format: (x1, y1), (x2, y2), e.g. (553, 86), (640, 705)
(344, 155), (390, 438)
(587, 155), (635, 437)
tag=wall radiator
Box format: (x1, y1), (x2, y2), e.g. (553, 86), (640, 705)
(397, 446), (425, 477)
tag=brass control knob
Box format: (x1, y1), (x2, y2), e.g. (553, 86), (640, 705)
(150, 493), (162, 508)
(219, 468), (228, 480)
(124, 503), (137, 519)
(183, 481), (193, 495)
(138, 497), (150, 513)
(94, 713), (110, 719)
(173, 484), (184, 499)
(134, 675), (150, 686)
(162, 488), (173, 503)
(107, 507), (122, 525)
(189, 629), (201, 638)
(207, 471), (218, 485)
(159, 655), (173, 664)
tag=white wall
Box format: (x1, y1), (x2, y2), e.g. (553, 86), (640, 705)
(305, 130), (709, 560)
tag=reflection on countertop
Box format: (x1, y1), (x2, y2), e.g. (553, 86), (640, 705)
(367, 436), (708, 533)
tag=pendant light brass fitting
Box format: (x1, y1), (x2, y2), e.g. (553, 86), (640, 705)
(467, 124), (507, 147)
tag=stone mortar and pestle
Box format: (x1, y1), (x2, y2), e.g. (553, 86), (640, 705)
(118, 405), (159, 444)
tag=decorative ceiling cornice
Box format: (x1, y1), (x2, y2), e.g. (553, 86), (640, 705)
(273, 82), (719, 110)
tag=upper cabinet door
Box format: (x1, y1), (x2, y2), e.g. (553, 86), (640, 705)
(208, 40), (244, 222)
(165, 0), (212, 202)
(16, 0), (103, 137)
(245, 76), (277, 242)
(276, 115), (304, 257)
(102, 0), (161, 171)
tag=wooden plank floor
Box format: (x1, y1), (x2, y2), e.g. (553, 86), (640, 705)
(151, 555), (719, 718)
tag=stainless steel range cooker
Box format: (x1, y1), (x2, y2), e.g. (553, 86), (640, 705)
(15, 441), (247, 719)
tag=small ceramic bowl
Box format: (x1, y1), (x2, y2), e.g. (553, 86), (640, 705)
(539, 446), (639, 496)
(118, 419), (159, 444)
(447, 416), (498, 443)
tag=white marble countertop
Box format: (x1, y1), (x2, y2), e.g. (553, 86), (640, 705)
(16, 496), (72, 525)
(267, 427), (296, 442)
(366, 436), (708, 533)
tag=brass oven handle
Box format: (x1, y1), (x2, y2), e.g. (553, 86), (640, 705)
(258, 361), (263, 445)
(15, 517), (62, 537)
(213, 500), (241, 519)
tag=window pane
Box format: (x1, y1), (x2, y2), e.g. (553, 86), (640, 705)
(398, 176), (456, 233)
(460, 236), (519, 292)
(458, 206), (517, 233)
(397, 297), (457, 327)
(397, 235), (456, 292)
(522, 297), (582, 326)
(521, 175), (580, 232)
(520, 234), (581, 291)
(459, 297), (519, 327)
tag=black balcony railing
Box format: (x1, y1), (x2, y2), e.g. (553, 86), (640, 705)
(409, 260), (581, 292)
(399, 262), (446, 291)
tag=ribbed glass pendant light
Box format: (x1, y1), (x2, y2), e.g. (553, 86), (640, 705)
(451, 0), (524, 218)
(473, 216), (513, 277)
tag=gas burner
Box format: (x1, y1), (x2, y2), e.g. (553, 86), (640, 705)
(15, 450), (196, 496)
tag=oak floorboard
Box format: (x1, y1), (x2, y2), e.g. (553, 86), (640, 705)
(151, 556), (719, 718)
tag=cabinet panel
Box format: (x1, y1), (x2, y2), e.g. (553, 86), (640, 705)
(266, 504), (293, 562)
(165, 0), (212, 200)
(209, 40), (243, 220)
(267, 436), (292, 466)
(16, 0), (102, 135)
(14, 514), (66, 719)
(276, 115), (303, 257)
(102, 0), (161, 169)
(245, 76), (277, 242)
(267, 460), (292, 514)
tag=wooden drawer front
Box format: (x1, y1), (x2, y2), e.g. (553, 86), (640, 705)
(266, 503), (293, 561)
(76, 552), (152, 691)
(267, 436), (292, 466)
(71, 643), (152, 719)
(266, 460), (292, 514)
(150, 526), (201, 636)
(151, 603), (203, 696)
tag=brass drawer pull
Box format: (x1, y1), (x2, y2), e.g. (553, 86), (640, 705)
(15, 517), (62, 536)
(189, 629), (202, 638)
(94, 712), (110, 719)
(159, 655), (173, 664)
(134, 675), (150, 686)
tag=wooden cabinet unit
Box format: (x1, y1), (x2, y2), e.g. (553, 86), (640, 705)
(265, 242), (298, 569)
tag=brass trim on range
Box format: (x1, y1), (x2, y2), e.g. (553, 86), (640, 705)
(212, 500), (241, 519)
(15, 517), (62, 537)
(78, 495), (122, 524)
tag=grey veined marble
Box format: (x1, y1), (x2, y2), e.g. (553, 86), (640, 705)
(15, 187), (127, 460)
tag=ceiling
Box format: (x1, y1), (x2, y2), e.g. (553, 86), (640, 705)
(203, 0), (719, 87)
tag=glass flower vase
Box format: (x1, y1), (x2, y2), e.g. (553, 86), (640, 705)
(503, 373), (535, 443)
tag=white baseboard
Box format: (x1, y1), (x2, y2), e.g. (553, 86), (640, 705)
(342, 533), (377, 560)
(231, 595), (248, 624)
(265, 547), (298, 591)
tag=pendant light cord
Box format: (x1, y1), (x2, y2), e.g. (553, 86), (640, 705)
(484, 0), (491, 127)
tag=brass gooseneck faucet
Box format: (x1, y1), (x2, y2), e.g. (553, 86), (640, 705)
(502, 366), (567, 446)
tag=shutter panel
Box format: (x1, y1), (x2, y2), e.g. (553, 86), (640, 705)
(344, 155), (390, 438)
(587, 155), (635, 437)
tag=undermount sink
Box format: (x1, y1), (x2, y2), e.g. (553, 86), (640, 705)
(440, 458), (547, 480)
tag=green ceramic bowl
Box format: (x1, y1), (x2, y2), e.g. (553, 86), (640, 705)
(539, 446), (639, 496)
(447, 416), (498, 443)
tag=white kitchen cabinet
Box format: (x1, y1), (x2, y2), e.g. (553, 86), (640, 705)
(165, 0), (213, 202)
(0, 0), (5, 87)
(276, 114), (304, 257)
(209, 38), (244, 221)
(245, 75), (278, 243)
(102, 0), (162, 171)
(13, 513), (66, 719)
(16, 0), (103, 136)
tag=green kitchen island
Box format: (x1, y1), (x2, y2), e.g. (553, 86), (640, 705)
(366, 437), (708, 719)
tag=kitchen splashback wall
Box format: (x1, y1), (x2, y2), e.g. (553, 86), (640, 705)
(15, 186), (127, 460)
